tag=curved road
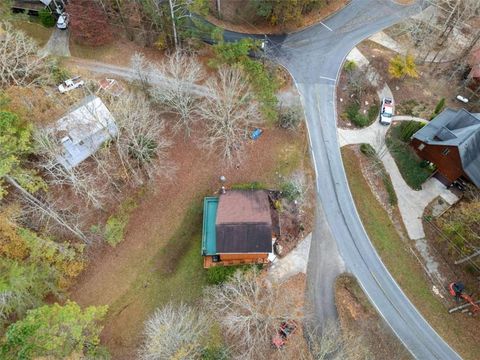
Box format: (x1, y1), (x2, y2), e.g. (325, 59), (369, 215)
(67, 3), (460, 356)
(267, 1), (461, 359)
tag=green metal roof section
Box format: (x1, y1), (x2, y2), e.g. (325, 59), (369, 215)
(202, 197), (218, 256)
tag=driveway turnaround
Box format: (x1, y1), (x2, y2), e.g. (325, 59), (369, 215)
(338, 119), (459, 240)
(268, 0), (462, 359)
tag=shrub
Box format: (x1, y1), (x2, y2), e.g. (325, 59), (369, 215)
(206, 266), (238, 285)
(280, 181), (301, 201)
(360, 143), (376, 157)
(367, 103), (379, 122)
(388, 54), (418, 79)
(345, 102), (369, 127)
(344, 60), (356, 72)
(49, 60), (71, 83)
(104, 215), (127, 247)
(202, 346), (230, 360)
(434, 97), (446, 115)
(277, 106), (302, 130)
(39, 9), (56, 27)
(206, 265), (259, 285)
(399, 120), (424, 142)
(430, 97), (446, 120)
(359, 144), (397, 206)
(231, 182), (266, 190)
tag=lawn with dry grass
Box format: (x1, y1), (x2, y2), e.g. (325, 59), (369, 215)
(70, 126), (313, 359)
(341, 146), (480, 360)
(335, 274), (410, 360)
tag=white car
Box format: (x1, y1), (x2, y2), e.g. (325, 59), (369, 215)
(58, 77), (84, 93)
(380, 97), (394, 125)
(56, 13), (69, 30)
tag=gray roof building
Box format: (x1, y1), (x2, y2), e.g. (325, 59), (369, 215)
(49, 96), (118, 170)
(412, 108), (480, 187)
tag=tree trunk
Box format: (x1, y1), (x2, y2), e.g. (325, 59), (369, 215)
(168, 0), (178, 50)
(454, 248), (480, 264)
(5, 176), (89, 242)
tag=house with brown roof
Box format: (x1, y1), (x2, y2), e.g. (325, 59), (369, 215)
(202, 190), (275, 268)
(411, 108), (480, 187)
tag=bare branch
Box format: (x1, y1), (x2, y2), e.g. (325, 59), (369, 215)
(149, 50), (204, 136)
(139, 302), (209, 360)
(0, 22), (46, 88)
(198, 66), (261, 165)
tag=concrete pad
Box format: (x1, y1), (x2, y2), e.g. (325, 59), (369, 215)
(39, 29), (71, 58)
(268, 233), (311, 283)
(369, 31), (406, 54)
(346, 47), (370, 68)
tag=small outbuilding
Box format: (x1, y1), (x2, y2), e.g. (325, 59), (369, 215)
(411, 108), (480, 187)
(202, 190), (275, 268)
(49, 95), (118, 170)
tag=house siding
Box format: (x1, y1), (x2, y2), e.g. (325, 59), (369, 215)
(411, 138), (464, 183)
(218, 253), (268, 261)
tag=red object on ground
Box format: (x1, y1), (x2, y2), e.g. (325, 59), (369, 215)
(449, 282), (480, 315)
(272, 320), (297, 349)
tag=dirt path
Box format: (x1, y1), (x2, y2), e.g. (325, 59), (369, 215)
(69, 128), (308, 358)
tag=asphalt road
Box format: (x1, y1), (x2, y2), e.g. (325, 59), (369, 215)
(268, 1), (461, 359)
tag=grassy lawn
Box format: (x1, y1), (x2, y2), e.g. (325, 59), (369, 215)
(103, 201), (208, 357)
(386, 122), (433, 190)
(342, 146), (480, 360)
(69, 41), (117, 61)
(335, 274), (410, 359)
(12, 19), (53, 47)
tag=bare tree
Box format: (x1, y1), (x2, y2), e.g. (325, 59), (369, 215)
(108, 92), (172, 184)
(206, 269), (303, 360)
(345, 66), (371, 101)
(34, 131), (107, 209)
(198, 66), (261, 164)
(131, 52), (152, 92)
(139, 302), (209, 360)
(0, 22), (46, 88)
(149, 50), (204, 136)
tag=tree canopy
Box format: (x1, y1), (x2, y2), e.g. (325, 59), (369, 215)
(388, 54), (419, 79)
(0, 110), (45, 198)
(1, 301), (108, 359)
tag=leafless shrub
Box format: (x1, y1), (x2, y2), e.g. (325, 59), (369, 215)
(149, 50), (204, 136)
(139, 302), (209, 360)
(205, 269), (303, 360)
(305, 320), (370, 360)
(198, 66), (261, 165)
(0, 22), (46, 88)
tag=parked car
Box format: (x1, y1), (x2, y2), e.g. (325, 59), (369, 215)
(380, 97), (394, 125)
(58, 77), (84, 93)
(56, 12), (69, 30)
